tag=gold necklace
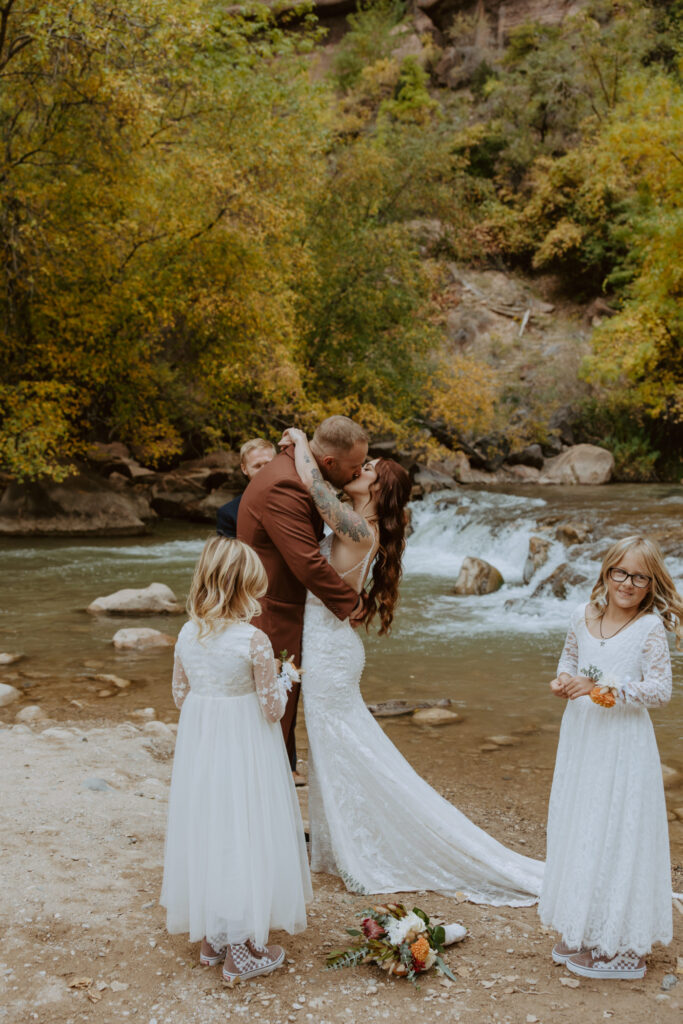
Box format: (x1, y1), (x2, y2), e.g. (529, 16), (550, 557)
(598, 607), (641, 646)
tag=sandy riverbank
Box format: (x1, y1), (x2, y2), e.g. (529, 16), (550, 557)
(1, 709), (682, 1024)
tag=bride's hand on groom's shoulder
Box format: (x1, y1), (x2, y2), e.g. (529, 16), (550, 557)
(278, 427), (307, 449)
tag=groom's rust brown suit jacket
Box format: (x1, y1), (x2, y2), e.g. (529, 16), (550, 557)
(237, 447), (358, 767)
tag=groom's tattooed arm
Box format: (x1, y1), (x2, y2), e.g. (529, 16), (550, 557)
(303, 454), (371, 543)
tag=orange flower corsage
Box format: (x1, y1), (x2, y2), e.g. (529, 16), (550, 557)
(590, 685), (616, 708)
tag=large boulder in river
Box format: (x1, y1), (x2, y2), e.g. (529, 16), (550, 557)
(556, 521), (590, 545)
(452, 557), (504, 596)
(0, 472), (154, 536)
(88, 583), (182, 616)
(532, 563), (588, 600)
(523, 536), (551, 584)
(539, 444), (614, 485)
(112, 628), (175, 651)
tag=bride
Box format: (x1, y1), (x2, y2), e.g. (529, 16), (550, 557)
(280, 429), (544, 906)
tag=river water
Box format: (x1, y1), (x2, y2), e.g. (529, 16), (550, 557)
(1, 484), (681, 766)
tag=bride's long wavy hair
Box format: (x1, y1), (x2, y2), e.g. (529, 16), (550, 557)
(362, 458), (412, 636)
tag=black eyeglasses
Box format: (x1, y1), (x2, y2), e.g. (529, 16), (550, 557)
(607, 567), (651, 589)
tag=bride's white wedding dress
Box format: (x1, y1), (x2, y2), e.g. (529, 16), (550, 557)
(301, 534), (544, 905)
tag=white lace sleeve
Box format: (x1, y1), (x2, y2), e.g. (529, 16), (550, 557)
(172, 652), (190, 709)
(557, 624), (579, 677)
(618, 622), (672, 708)
(250, 629), (287, 724)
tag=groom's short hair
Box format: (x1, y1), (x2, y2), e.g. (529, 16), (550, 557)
(311, 416), (368, 455)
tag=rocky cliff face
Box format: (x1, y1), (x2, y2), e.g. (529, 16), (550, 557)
(312, 1), (589, 39)
(414, 0), (587, 40)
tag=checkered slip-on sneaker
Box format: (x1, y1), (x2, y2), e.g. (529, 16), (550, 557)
(199, 944), (227, 967)
(222, 941), (285, 983)
(552, 941), (580, 964)
(566, 948), (646, 980)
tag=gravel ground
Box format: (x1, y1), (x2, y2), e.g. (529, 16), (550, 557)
(1, 708), (682, 1024)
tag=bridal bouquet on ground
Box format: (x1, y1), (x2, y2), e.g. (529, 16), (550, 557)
(326, 904), (458, 985)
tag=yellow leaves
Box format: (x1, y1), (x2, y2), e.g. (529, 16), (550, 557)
(532, 218), (584, 269)
(427, 357), (499, 439)
(0, 382), (78, 482)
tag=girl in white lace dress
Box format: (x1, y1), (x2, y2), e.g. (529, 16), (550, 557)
(161, 538), (311, 982)
(540, 536), (681, 980)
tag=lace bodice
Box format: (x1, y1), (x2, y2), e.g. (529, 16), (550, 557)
(172, 620), (287, 722)
(557, 603), (672, 708)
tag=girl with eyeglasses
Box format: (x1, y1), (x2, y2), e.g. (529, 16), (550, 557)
(539, 536), (682, 980)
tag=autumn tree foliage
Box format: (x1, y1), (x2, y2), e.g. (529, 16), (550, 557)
(0, 1), (328, 478)
(1, 0), (680, 480)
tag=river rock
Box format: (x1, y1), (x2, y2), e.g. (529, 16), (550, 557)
(368, 700), (415, 718)
(506, 444), (544, 471)
(506, 464), (541, 483)
(539, 444), (614, 485)
(83, 777), (113, 792)
(412, 707), (461, 726)
(112, 628), (175, 651)
(88, 583), (181, 615)
(486, 735), (519, 747)
(523, 536), (551, 584)
(0, 471), (155, 536)
(15, 705), (46, 724)
(0, 683), (20, 707)
(412, 466), (457, 496)
(95, 673), (132, 690)
(85, 442), (154, 480)
(41, 727), (76, 741)
(532, 563), (588, 600)
(196, 487), (240, 520)
(662, 764), (679, 787)
(556, 521), (590, 545)
(0, 652), (23, 666)
(453, 557), (504, 596)
(142, 720), (174, 739)
(367, 698), (456, 718)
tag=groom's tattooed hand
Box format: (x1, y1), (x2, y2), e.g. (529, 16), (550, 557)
(305, 457), (371, 542)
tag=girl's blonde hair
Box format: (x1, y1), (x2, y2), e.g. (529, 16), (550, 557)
(187, 537), (267, 639)
(590, 535), (683, 646)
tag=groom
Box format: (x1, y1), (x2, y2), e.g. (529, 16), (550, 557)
(237, 415), (368, 770)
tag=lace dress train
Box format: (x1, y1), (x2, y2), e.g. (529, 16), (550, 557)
(302, 558), (544, 905)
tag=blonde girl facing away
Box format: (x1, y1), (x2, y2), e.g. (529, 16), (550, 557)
(160, 537), (311, 984)
(540, 535), (682, 980)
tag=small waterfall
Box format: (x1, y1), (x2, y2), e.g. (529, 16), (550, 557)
(402, 489), (683, 639)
